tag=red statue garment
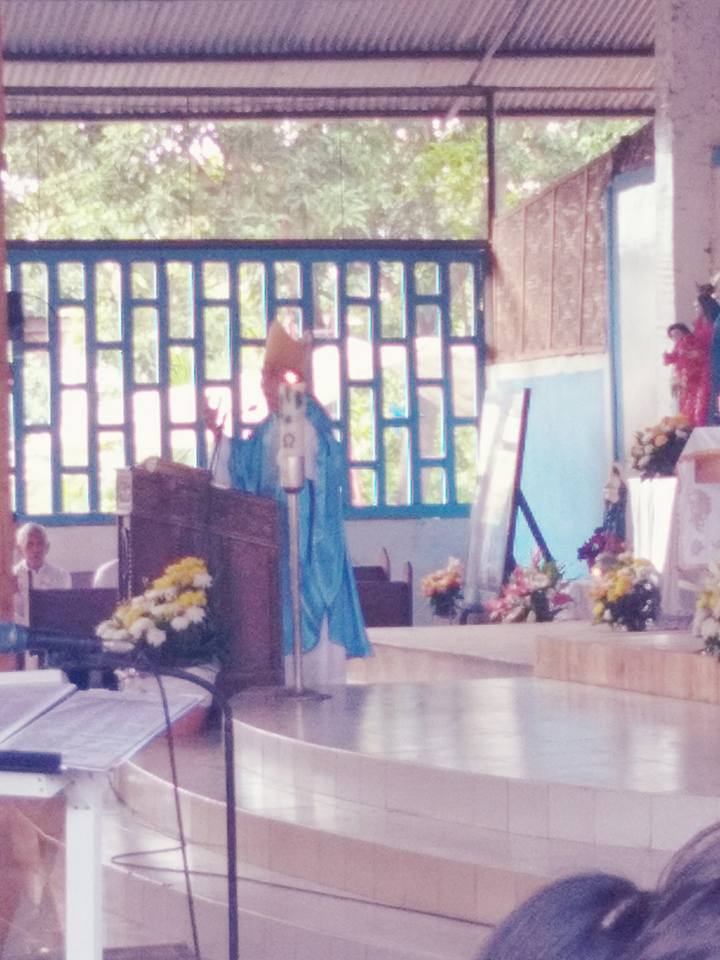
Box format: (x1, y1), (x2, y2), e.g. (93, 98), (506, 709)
(663, 316), (712, 427)
(693, 313), (713, 426)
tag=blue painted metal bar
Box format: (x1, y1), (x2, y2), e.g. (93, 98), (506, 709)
(7, 241), (486, 523)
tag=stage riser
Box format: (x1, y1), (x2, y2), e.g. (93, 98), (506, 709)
(347, 644), (531, 683)
(535, 634), (720, 704)
(117, 760), (553, 925)
(116, 753), (676, 929)
(106, 856), (443, 960)
(230, 719), (720, 854)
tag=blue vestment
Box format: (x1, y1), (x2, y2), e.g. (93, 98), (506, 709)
(228, 397), (371, 659)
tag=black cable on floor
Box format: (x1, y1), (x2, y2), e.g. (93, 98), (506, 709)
(109, 843), (493, 930)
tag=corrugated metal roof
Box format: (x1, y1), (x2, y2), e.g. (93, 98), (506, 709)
(1, 0), (657, 119)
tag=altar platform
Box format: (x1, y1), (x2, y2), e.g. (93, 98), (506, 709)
(103, 619), (720, 960)
(10, 620), (720, 960)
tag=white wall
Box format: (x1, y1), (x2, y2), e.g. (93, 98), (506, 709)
(44, 524), (116, 578)
(611, 176), (673, 452)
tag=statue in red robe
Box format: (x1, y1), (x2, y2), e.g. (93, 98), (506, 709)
(663, 317), (711, 427)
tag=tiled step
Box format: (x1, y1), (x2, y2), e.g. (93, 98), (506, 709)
(116, 672), (720, 929)
(116, 729), (671, 927)
(230, 679), (720, 853)
(103, 794), (488, 960)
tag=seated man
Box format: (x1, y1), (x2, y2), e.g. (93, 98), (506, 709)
(13, 523), (71, 625)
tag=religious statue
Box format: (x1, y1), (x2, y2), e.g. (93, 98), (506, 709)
(601, 463), (627, 548)
(577, 463), (627, 568)
(663, 290), (713, 428)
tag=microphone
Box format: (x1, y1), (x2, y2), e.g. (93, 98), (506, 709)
(26, 630), (102, 657)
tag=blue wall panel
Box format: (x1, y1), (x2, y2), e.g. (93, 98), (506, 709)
(504, 369), (609, 580)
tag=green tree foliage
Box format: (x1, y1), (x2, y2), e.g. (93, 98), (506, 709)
(4, 116), (643, 241)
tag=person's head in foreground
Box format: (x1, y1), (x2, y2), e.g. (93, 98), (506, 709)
(475, 820), (720, 960)
(16, 522), (50, 572)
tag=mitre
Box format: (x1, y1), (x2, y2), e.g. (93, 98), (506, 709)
(263, 319), (310, 379)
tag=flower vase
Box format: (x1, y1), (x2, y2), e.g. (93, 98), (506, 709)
(432, 596), (457, 623)
(530, 590), (553, 623)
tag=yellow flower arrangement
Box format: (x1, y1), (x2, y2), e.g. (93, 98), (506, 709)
(96, 556), (220, 665)
(590, 553), (660, 631)
(629, 415), (690, 479)
(421, 557), (463, 618)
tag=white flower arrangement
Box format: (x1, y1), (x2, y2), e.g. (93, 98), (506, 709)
(96, 556), (219, 665)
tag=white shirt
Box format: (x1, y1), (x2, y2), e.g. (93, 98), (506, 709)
(13, 559), (72, 625)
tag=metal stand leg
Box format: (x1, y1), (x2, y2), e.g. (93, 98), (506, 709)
(65, 772), (103, 960)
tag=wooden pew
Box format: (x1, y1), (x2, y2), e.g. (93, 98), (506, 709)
(354, 549), (413, 627)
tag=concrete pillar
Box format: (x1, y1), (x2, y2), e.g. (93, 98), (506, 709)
(655, 0), (720, 330)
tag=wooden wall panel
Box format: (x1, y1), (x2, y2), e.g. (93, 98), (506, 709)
(490, 145), (621, 362)
(491, 213), (524, 358)
(523, 193), (554, 354)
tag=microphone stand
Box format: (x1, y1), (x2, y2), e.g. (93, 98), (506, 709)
(150, 664), (239, 960)
(277, 379), (330, 702)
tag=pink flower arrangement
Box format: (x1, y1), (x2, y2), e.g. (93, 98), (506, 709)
(486, 554), (572, 624)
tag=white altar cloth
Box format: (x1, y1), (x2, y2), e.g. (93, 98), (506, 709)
(676, 427), (720, 568)
(629, 427), (720, 618)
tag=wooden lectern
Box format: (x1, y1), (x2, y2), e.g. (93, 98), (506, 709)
(117, 459), (283, 693)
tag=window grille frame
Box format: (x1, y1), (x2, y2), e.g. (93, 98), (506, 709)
(7, 240), (487, 524)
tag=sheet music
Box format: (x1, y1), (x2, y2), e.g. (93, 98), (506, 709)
(2, 687), (203, 772)
(0, 670), (76, 743)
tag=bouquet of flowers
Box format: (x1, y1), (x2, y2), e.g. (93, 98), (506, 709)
(421, 557), (463, 619)
(629, 415), (691, 479)
(692, 562), (720, 657)
(577, 527), (625, 567)
(590, 553), (660, 631)
(485, 553), (572, 624)
(96, 556), (221, 666)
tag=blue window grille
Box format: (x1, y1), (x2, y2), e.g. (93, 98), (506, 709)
(8, 241), (487, 523)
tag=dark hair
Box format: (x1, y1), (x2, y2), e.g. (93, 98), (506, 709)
(476, 874), (651, 960)
(666, 323), (692, 337)
(475, 822), (720, 960)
